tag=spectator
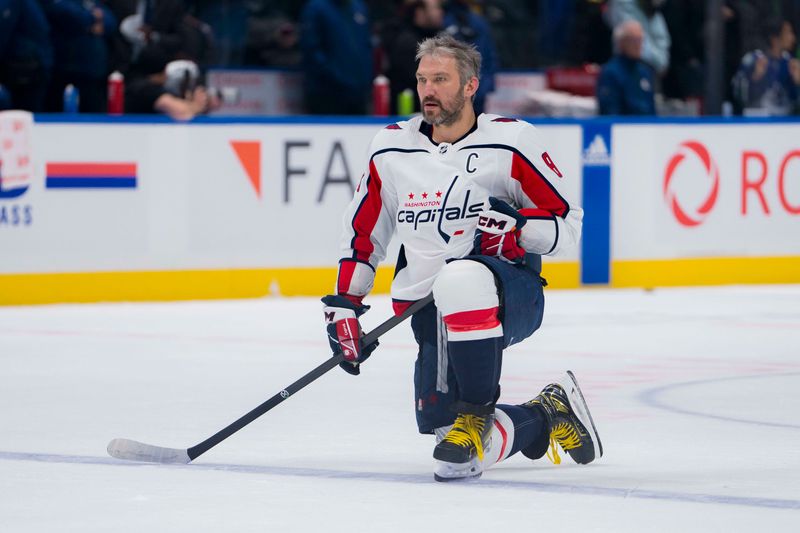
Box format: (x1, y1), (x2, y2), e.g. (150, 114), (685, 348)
(443, 0), (498, 114)
(244, 13), (301, 68)
(732, 17), (800, 115)
(115, 0), (213, 76)
(381, 0), (444, 114)
(726, 1), (761, 53)
(125, 57), (217, 120)
(605, 0), (670, 76)
(661, 0), (704, 101)
(300, 0), (373, 115)
(104, 0), (136, 76)
(596, 19), (656, 115)
(723, 1), (760, 110)
(189, 0), (248, 66)
(779, 1), (800, 54)
(42, 0), (117, 113)
(0, 0), (53, 112)
(134, 0), (188, 62)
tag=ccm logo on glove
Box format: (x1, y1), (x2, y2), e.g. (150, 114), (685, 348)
(477, 211), (517, 234)
(473, 197), (528, 264)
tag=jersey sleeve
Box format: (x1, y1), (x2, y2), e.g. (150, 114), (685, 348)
(505, 124), (583, 256)
(336, 138), (398, 300)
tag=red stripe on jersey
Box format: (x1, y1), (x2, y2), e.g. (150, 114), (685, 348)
(493, 418), (508, 461)
(337, 260), (357, 295)
(392, 300), (413, 316)
(510, 153), (569, 218)
(442, 307), (500, 332)
(351, 160), (383, 262)
(518, 208), (556, 219)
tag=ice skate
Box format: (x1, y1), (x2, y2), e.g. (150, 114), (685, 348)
(523, 370), (603, 464)
(433, 409), (494, 482)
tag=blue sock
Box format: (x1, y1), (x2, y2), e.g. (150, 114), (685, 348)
(447, 337), (503, 405)
(497, 404), (549, 459)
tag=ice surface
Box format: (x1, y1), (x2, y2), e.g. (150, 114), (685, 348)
(1, 286), (799, 531)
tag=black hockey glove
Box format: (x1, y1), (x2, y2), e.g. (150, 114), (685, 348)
(473, 197), (528, 264)
(322, 294), (379, 375)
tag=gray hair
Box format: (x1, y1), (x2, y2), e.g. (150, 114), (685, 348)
(612, 20), (643, 52)
(416, 34), (481, 86)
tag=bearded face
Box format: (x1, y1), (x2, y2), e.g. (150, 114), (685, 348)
(421, 89), (467, 126)
(416, 54), (475, 127)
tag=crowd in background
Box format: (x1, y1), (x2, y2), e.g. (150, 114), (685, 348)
(1, 0), (799, 118)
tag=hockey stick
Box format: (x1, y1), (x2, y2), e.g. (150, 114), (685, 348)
(107, 293), (434, 464)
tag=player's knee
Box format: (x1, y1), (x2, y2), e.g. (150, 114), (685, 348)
(433, 260), (502, 338)
(433, 260), (498, 314)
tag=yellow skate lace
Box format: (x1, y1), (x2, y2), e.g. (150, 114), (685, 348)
(546, 422), (581, 465)
(442, 414), (487, 461)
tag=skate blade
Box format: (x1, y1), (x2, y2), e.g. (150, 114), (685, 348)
(433, 458), (484, 482)
(563, 370), (603, 461)
(434, 472), (483, 482)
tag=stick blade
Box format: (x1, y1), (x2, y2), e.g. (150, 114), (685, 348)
(107, 438), (191, 464)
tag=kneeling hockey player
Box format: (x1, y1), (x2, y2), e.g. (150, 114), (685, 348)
(323, 35), (602, 481)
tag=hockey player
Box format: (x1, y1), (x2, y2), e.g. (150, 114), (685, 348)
(322, 34), (602, 481)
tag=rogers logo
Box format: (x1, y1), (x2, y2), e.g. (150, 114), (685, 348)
(663, 141), (720, 227)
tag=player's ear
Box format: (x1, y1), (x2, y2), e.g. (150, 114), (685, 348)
(463, 76), (479, 99)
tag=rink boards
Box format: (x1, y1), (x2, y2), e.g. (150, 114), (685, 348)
(0, 114), (798, 304)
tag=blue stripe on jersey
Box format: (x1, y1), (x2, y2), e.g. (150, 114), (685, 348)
(371, 148), (429, 159)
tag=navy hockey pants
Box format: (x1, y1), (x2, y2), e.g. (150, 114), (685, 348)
(410, 256), (545, 433)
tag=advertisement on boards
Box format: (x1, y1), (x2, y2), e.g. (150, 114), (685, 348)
(1, 122), (150, 274)
(612, 124), (800, 261)
(182, 123), (385, 268)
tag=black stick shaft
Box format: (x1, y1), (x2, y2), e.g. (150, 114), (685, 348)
(187, 293), (433, 461)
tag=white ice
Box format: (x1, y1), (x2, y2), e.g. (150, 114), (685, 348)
(1, 285), (799, 532)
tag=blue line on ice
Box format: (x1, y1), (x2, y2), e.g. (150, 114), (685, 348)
(639, 372), (800, 430)
(1, 450), (798, 510)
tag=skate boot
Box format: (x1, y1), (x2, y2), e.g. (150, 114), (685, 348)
(433, 402), (495, 482)
(522, 370), (602, 465)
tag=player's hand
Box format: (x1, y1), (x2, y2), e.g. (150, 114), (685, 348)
(473, 197), (528, 264)
(322, 295), (378, 375)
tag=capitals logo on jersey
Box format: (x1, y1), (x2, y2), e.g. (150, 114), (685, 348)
(396, 175), (483, 242)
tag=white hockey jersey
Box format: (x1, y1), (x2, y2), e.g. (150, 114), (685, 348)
(336, 113), (583, 306)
